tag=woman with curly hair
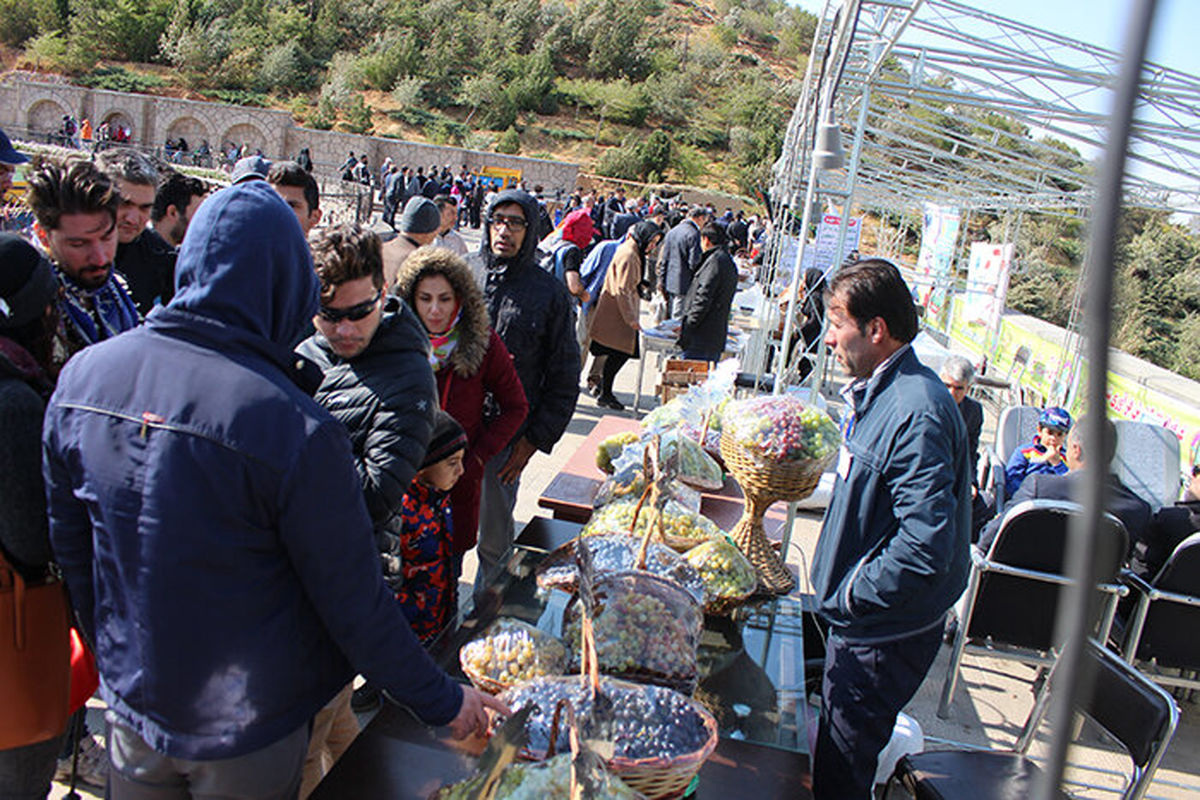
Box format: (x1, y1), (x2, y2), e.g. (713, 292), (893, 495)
(393, 247), (528, 568)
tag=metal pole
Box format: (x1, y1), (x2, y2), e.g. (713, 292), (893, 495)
(1037, 0), (1158, 796)
(808, 81), (873, 394)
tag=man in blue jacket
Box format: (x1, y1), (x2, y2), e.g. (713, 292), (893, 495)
(43, 182), (502, 798)
(811, 259), (970, 800)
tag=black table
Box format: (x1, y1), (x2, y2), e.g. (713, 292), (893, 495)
(311, 517), (816, 798)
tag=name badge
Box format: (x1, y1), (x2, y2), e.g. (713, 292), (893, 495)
(836, 445), (853, 480)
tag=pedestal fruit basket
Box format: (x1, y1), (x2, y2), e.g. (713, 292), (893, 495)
(719, 395), (840, 594)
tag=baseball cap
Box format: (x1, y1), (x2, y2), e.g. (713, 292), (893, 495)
(231, 155), (272, 184)
(1039, 406), (1072, 433)
(0, 127), (29, 166)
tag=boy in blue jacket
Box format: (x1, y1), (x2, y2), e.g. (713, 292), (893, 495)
(1003, 406), (1072, 498)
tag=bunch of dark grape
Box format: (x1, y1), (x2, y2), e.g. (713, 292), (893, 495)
(499, 678), (710, 761)
(536, 534), (705, 605)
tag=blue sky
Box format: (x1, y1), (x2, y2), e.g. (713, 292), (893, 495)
(791, 0), (1199, 79)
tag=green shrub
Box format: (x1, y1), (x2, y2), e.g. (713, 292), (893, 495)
(0, 0), (39, 46)
(209, 89), (270, 107)
(496, 126), (521, 154)
(342, 95), (374, 135)
(78, 66), (165, 94)
(257, 41), (316, 94)
(595, 143), (641, 180)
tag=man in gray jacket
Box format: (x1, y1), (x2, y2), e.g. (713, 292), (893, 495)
(657, 206), (709, 319)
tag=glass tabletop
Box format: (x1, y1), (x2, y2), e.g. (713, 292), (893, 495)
(429, 518), (813, 754)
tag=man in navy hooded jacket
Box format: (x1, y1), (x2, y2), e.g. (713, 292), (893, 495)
(810, 259), (970, 800)
(43, 182), (502, 798)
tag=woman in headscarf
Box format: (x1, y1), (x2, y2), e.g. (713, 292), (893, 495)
(586, 220), (663, 410)
(393, 247), (528, 566)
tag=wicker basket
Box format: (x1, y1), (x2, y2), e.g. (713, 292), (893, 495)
(459, 619), (568, 695)
(563, 571), (703, 694)
(512, 677), (719, 800)
(719, 432), (830, 594)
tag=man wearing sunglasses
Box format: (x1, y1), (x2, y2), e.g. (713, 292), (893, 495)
(296, 223), (452, 779)
(467, 190), (580, 594)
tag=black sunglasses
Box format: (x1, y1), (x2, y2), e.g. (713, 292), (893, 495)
(318, 289), (381, 323)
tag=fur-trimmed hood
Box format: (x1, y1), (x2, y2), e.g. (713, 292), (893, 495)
(391, 246), (491, 378)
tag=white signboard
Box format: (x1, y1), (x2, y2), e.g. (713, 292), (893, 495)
(963, 242), (1013, 333)
(813, 214), (862, 271)
(917, 203), (961, 318)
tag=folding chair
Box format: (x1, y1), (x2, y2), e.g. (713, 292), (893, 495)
(1112, 420), (1182, 512)
(1119, 532), (1200, 692)
(938, 500), (1128, 719)
(981, 405), (1040, 513)
(892, 639), (1178, 800)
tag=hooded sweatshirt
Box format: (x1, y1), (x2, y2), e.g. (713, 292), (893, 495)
(43, 182), (461, 761)
(468, 190), (580, 453)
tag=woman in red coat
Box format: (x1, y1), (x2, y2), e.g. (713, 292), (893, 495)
(393, 247), (529, 563)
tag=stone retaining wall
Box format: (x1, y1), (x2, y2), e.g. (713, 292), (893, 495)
(0, 74), (579, 192)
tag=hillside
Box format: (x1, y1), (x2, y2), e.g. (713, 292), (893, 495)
(0, 0), (816, 196)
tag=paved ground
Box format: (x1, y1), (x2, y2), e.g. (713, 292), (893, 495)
(50, 224), (1200, 797)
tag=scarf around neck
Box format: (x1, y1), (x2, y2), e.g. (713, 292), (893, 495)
(54, 265), (140, 346)
(426, 306), (462, 372)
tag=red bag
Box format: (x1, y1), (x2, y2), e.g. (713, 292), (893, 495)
(69, 628), (99, 715)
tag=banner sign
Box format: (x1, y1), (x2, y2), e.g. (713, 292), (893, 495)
(916, 203), (961, 319)
(963, 242), (1013, 334)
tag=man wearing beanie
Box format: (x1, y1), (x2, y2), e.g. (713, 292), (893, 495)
(383, 195), (441, 288)
(0, 234), (68, 796)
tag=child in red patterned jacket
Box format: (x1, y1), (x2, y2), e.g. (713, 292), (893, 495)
(396, 411), (467, 644)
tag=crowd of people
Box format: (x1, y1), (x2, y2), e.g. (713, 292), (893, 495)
(2, 120), (1196, 800)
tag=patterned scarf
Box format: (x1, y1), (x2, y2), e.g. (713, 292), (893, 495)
(54, 265), (140, 347)
(426, 306), (462, 372)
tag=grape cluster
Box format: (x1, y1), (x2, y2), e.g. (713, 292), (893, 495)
(663, 434), (723, 489)
(581, 499), (722, 552)
(684, 538), (758, 606)
(725, 395), (840, 463)
(460, 618), (567, 689)
(535, 534), (706, 605)
(595, 432), (641, 474)
(499, 678), (712, 761)
(563, 589), (699, 685)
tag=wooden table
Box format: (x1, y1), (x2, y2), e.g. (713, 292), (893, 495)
(538, 415), (791, 544)
(310, 517), (816, 799)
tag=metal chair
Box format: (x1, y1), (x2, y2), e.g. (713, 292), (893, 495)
(893, 639), (1178, 800)
(938, 499), (1128, 719)
(1118, 532), (1200, 692)
(1112, 420), (1182, 512)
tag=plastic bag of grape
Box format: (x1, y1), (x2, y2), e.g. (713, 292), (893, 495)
(581, 496), (722, 552)
(683, 537), (758, 613)
(535, 534), (706, 606)
(562, 572), (703, 693)
(459, 618), (569, 694)
(722, 394), (840, 471)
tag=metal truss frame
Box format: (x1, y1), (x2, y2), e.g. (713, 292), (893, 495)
(760, 0), (1200, 392)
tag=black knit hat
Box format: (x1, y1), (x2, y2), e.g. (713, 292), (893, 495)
(0, 234), (57, 330)
(400, 196), (442, 234)
(422, 410), (467, 469)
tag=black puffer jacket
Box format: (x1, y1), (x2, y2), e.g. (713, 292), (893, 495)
(297, 298), (437, 528)
(468, 190), (580, 453)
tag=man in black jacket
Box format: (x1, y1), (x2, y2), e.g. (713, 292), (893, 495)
(295, 223), (456, 745)
(97, 148), (175, 315)
(678, 222), (737, 363)
(468, 190), (580, 589)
